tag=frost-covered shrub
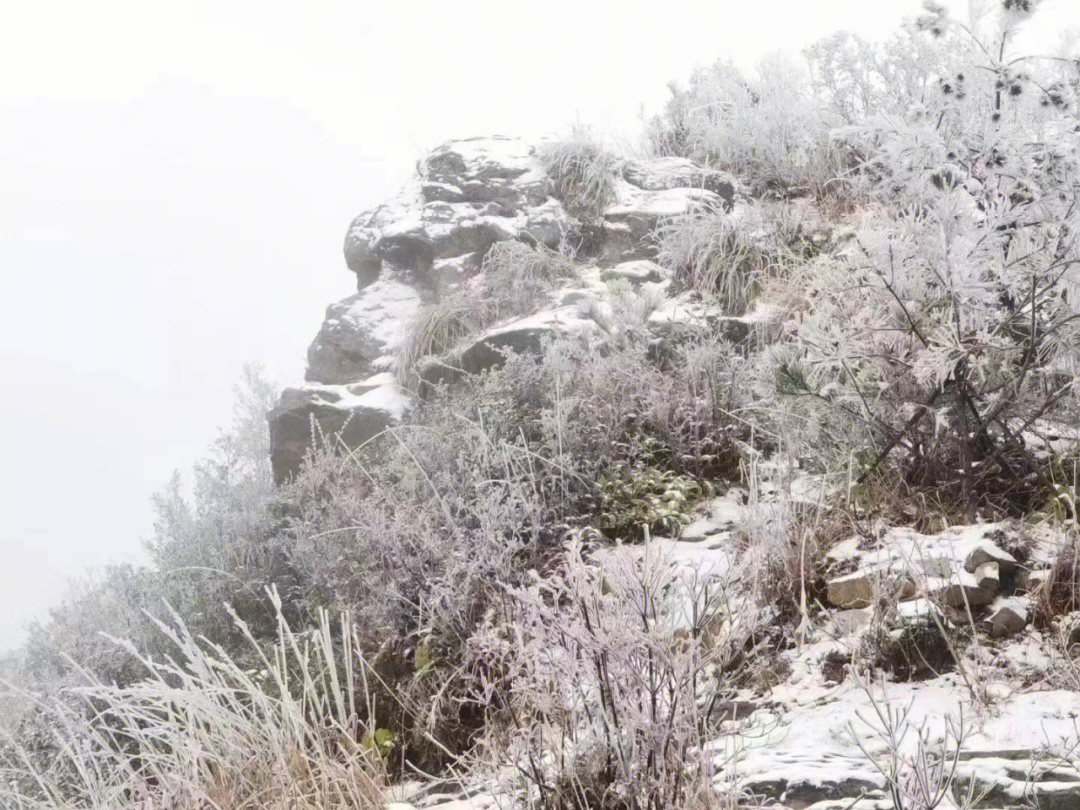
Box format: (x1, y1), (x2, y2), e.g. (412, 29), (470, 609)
(804, 24), (965, 124)
(463, 320), (747, 533)
(646, 56), (843, 200)
(284, 419), (541, 768)
(775, 4), (1080, 516)
(23, 365), (289, 686)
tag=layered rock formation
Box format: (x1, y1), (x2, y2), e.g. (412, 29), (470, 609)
(270, 136), (745, 481)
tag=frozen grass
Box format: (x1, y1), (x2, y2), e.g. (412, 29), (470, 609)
(1, 591), (386, 810)
(481, 240), (577, 321)
(540, 129), (620, 224)
(396, 293), (482, 385)
(656, 210), (776, 315)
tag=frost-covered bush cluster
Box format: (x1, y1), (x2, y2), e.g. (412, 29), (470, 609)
(776, 2), (1080, 516)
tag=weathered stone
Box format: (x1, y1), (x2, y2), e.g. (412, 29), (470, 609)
(343, 137), (562, 288)
(739, 770), (883, 807)
(828, 607), (874, 636)
(925, 572), (995, 610)
(1018, 567), (1052, 594)
(895, 597), (941, 623)
(646, 296), (770, 345)
(457, 307), (599, 375)
(826, 536), (861, 565)
(268, 383), (409, 483)
(306, 278), (424, 384)
(827, 571), (875, 609)
(598, 184), (723, 266)
(600, 259), (665, 285)
(621, 157), (738, 205)
(982, 596), (1029, 638)
(963, 539), (1018, 575)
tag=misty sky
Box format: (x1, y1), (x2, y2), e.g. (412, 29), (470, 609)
(1, 0), (1075, 651)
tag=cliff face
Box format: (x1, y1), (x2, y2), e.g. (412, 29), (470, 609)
(268, 136), (748, 482)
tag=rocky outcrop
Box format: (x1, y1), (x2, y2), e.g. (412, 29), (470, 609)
(319, 136), (741, 387)
(270, 135), (744, 479)
(343, 137), (565, 289)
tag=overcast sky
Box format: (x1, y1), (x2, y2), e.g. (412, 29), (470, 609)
(1, 0), (1075, 651)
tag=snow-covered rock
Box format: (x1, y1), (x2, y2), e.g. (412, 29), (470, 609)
(457, 306), (601, 375)
(305, 278), (423, 383)
(344, 137), (560, 288)
(719, 675), (1080, 808)
(267, 380), (410, 483)
(982, 596), (1030, 638)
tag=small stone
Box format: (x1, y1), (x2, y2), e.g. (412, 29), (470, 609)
(925, 572), (994, 610)
(600, 259), (665, 285)
(982, 597), (1029, 639)
(826, 537), (860, 565)
(827, 571), (875, 609)
(974, 561), (1000, 592)
(896, 598), (941, 623)
(1017, 567), (1051, 594)
(963, 540), (1018, 574)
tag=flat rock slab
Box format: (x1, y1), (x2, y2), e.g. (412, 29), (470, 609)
(713, 676), (1080, 808)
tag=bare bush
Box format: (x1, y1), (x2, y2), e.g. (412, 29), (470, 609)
(848, 669), (974, 810)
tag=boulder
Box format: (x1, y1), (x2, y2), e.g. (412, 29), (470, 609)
(317, 138), (753, 394)
(457, 307), (600, 375)
(598, 184), (723, 267)
(621, 157), (738, 204)
(305, 278), (424, 384)
(268, 381), (409, 483)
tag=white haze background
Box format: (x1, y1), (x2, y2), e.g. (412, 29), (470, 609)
(1, 0), (1074, 650)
